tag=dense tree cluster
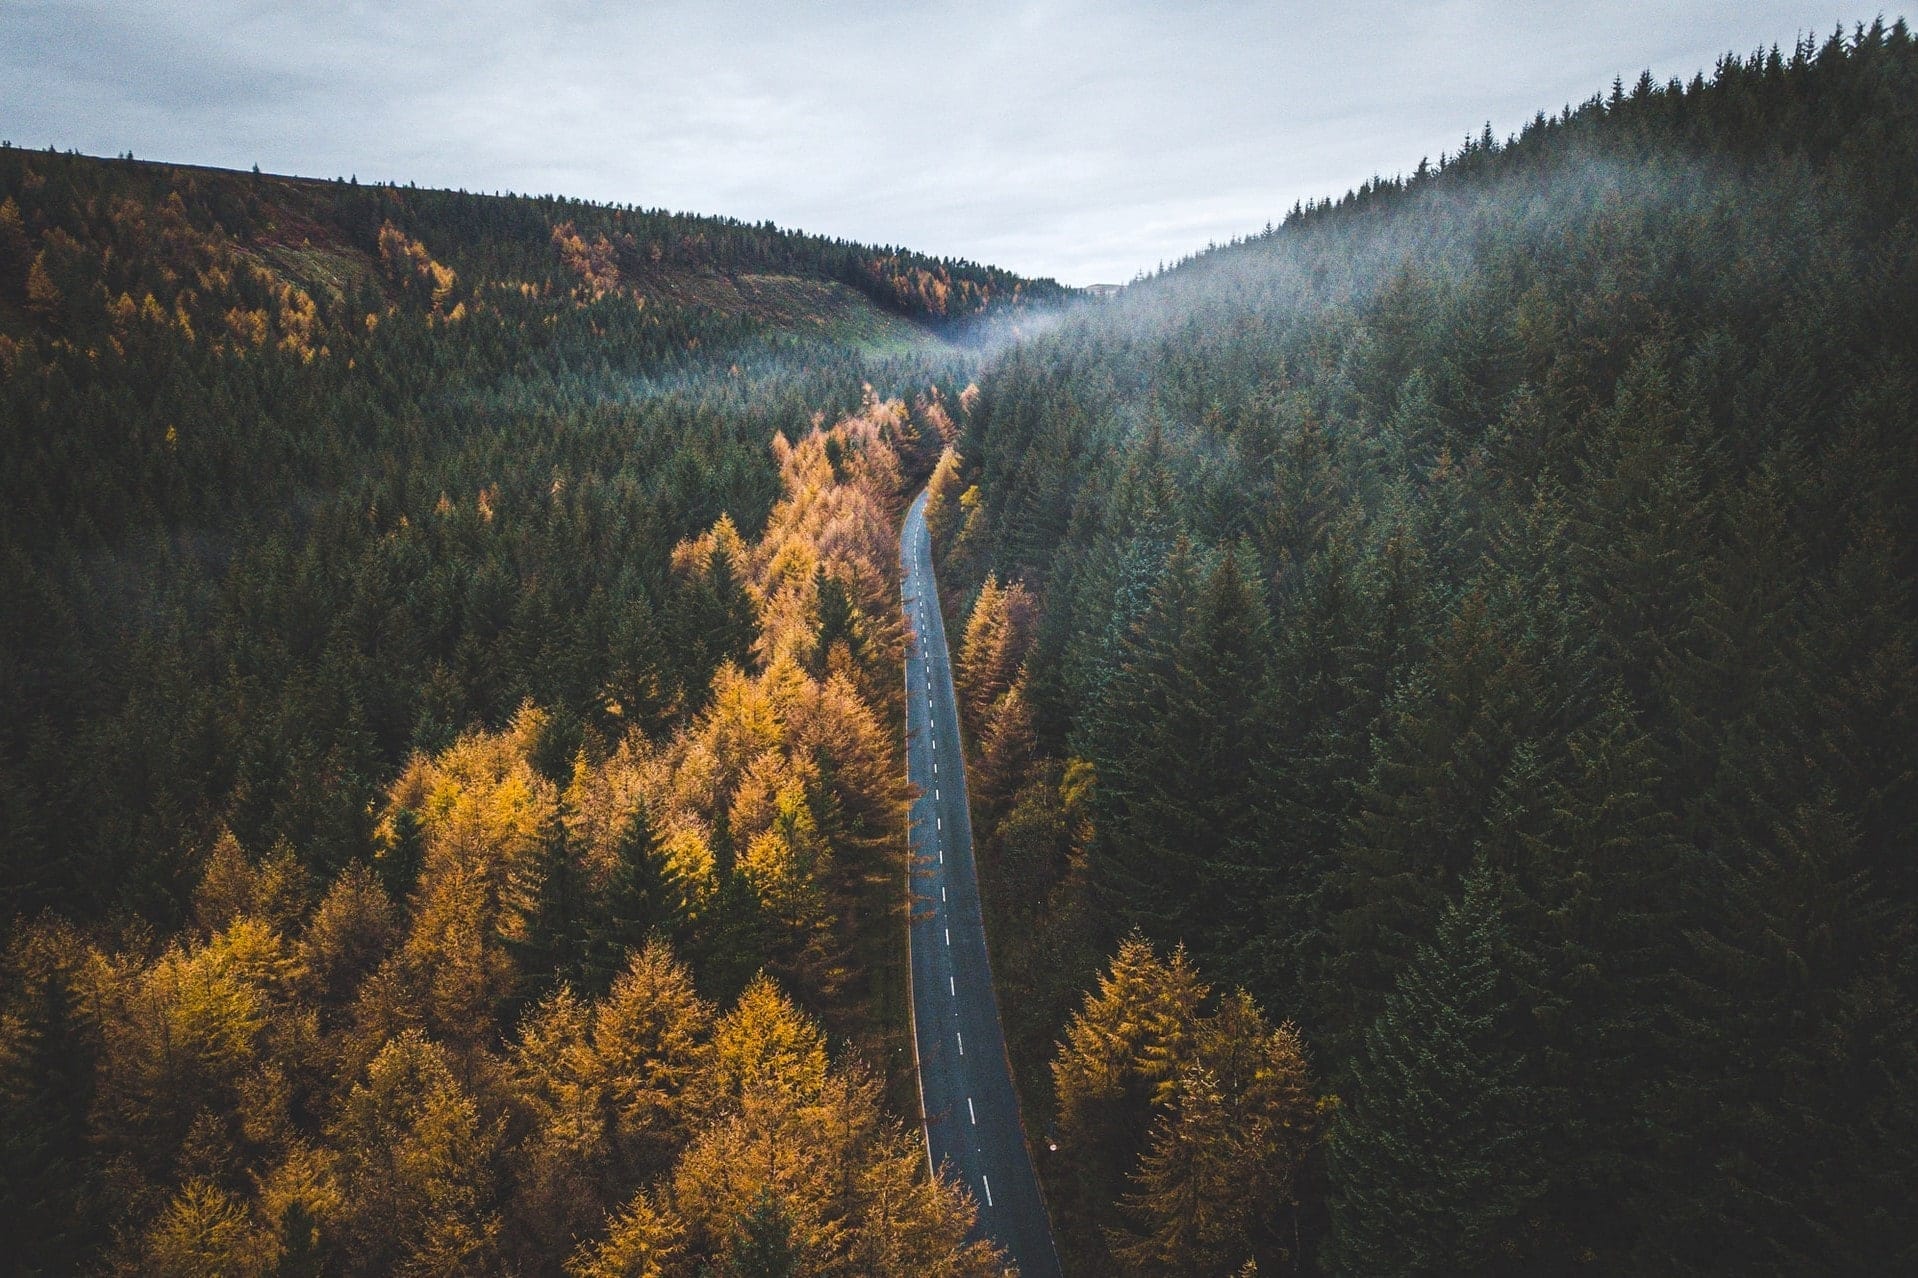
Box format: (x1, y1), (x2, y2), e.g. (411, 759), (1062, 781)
(0, 143), (1000, 929)
(1, 401), (1007, 1274)
(1052, 937), (1321, 1277)
(941, 24), (1918, 1275)
(0, 149), (1028, 1273)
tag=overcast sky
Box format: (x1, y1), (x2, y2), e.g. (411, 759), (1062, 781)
(1, 1), (1890, 284)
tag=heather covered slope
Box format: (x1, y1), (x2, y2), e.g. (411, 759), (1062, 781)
(0, 148), (1062, 348)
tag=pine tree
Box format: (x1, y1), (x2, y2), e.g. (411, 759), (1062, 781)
(724, 1190), (802, 1278)
(605, 592), (673, 734)
(1094, 544), (1275, 978)
(1323, 588), (1537, 1055)
(508, 801), (589, 1005)
(0, 950), (100, 1275)
(1651, 801), (1918, 1273)
(373, 804), (425, 902)
(1327, 860), (1542, 1275)
(580, 804), (680, 997)
(811, 567), (859, 676)
(702, 539), (760, 675)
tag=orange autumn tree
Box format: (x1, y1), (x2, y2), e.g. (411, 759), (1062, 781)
(956, 574), (1039, 818)
(0, 384), (998, 1276)
(645, 396), (911, 1013)
(922, 445), (966, 554)
(1053, 935), (1323, 1277)
(377, 221), (457, 311)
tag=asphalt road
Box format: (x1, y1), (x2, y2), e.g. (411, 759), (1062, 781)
(901, 490), (1062, 1278)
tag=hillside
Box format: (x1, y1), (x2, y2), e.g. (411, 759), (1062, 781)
(0, 145), (1067, 921)
(0, 148), (1063, 345)
(0, 146), (1058, 1275)
(933, 21), (1918, 1275)
(9, 19), (1918, 1277)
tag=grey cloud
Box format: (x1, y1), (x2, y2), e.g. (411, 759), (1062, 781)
(1, 0), (1883, 283)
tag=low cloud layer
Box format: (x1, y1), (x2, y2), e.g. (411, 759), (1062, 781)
(1, 1), (1876, 283)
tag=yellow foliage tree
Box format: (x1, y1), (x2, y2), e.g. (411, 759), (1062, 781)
(670, 978), (1004, 1276)
(326, 1029), (501, 1275)
(298, 861), (398, 1008)
(1112, 994), (1318, 1275)
(956, 574), (1036, 728)
(144, 1179), (273, 1278)
(694, 974), (828, 1120)
(1056, 939), (1321, 1277)
(25, 249), (60, 318)
(1055, 935), (1208, 1138)
(506, 986), (610, 1260)
(591, 939), (715, 1176)
(922, 447), (965, 553)
(92, 917), (297, 1188)
(566, 1189), (686, 1278)
(377, 221), (458, 313)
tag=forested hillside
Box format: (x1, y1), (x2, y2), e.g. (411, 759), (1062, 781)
(933, 22), (1918, 1275)
(0, 146), (1052, 1273)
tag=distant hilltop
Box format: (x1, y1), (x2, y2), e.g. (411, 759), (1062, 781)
(1079, 283), (1124, 298)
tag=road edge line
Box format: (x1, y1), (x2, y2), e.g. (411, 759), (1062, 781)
(901, 490), (934, 1177)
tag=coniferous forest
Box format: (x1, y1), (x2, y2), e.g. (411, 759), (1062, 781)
(0, 144), (1054, 1274)
(931, 23), (1918, 1277)
(5, 17), (1918, 1278)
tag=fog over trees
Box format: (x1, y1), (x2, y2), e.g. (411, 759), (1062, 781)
(935, 24), (1918, 1275)
(5, 17), (1918, 1278)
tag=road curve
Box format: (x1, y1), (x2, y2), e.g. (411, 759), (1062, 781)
(902, 489), (1061, 1277)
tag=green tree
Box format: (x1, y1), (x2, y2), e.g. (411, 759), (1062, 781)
(724, 1189), (801, 1278)
(0, 936), (100, 1275)
(1327, 861), (1541, 1275)
(580, 805), (682, 997)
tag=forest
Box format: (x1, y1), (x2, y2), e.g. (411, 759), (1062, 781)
(7, 17), (1918, 1278)
(930, 21), (1918, 1277)
(0, 143), (1056, 1273)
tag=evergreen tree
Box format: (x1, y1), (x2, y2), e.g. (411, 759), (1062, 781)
(1326, 861), (1542, 1275)
(1090, 544), (1275, 978)
(1652, 801), (1918, 1274)
(0, 952), (100, 1275)
(1323, 589), (1537, 1054)
(509, 799), (589, 1005)
(701, 539), (760, 676)
(723, 1189), (802, 1278)
(810, 567), (859, 676)
(605, 592), (674, 735)
(580, 804), (680, 997)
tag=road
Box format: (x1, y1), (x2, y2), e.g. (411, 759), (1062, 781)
(901, 489), (1062, 1278)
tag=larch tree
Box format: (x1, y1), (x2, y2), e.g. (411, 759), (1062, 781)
(325, 1029), (503, 1277)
